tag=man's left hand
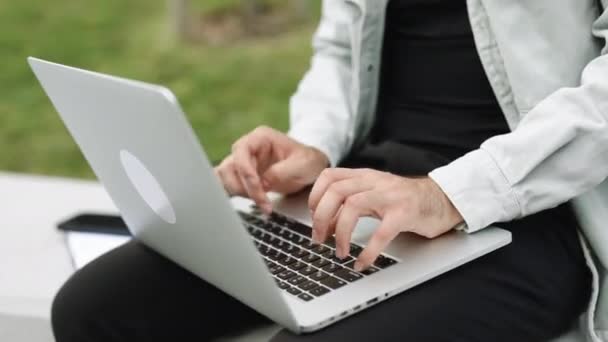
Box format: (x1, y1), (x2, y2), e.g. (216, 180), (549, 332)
(308, 168), (464, 271)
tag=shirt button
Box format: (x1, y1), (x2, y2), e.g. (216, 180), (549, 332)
(367, 64), (374, 72)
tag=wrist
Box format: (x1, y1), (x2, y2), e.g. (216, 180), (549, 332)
(426, 177), (464, 228)
(305, 146), (330, 170)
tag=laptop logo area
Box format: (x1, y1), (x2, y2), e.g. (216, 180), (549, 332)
(119, 149), (177, 224)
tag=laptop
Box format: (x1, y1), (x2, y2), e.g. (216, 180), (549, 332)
(28, 57), (511, 333)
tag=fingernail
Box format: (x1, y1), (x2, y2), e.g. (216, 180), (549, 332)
(354, 262), (363, 272)
(313, 232), (322, 244)
(336, 249), (344, 259)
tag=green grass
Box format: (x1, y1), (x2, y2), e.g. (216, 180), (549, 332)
(0, 0), (319, 178)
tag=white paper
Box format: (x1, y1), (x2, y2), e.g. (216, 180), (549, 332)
(66, 232), (130, 269)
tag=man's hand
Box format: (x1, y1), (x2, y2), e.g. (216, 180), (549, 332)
(215, 126), (329, 213)
(308, 168), (463, 271)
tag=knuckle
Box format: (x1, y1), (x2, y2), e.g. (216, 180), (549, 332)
(231, 140), (244, 153)
(344, 195), (361, 210)
(254, 125), (271, 135)
(424, 229), (441, 239)
(319, 168), (333, 179)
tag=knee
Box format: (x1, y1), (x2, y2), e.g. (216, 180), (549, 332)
(51, 273), (91, 342)
(51, 267), (115, 342)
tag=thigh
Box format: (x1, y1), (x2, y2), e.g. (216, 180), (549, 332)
(273, 206), (592, 342)
(52, 240), (269, 342)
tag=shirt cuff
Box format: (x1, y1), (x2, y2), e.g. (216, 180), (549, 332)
(428, 148), (522, 233)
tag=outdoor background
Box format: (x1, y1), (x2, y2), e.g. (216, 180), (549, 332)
(0, 0), (321, 178)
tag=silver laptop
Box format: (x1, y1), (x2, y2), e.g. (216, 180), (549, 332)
(28, 57), (511, 333)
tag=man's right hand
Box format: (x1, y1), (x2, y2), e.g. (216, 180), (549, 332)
(215, 126), (329, 214)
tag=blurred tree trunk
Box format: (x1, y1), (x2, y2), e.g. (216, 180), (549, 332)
(168, 0), (190, 41)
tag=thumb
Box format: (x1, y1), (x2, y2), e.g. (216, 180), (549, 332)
(262, 156), (312, 194)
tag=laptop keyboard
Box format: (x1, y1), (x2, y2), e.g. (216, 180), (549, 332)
(239, 207), (398, 302)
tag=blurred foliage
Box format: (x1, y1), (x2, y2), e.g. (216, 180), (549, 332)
(0, 0), (320, 178)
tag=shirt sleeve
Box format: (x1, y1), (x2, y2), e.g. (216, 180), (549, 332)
(287, 0), (356, 167)
(430, 8), (608, 232)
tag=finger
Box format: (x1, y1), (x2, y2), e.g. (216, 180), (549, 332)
(355, 215), (402, 271)
(308, 168), (366, 211)
(333, 194), (374, 258)
(221, 167), (247, 197)
(318, 208), (341, 244)
(311, 179), (373, 243)
(262, 155), (309, 193)
(215, 157), (242, 196)
(232, 136), (272, 212)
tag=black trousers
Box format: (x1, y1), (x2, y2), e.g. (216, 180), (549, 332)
(52, 143), (592, 341)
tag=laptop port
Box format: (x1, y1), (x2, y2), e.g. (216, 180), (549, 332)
(366, 297), (379, 305)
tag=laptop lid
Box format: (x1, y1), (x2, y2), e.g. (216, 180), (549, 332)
(28, 57), (299, 332)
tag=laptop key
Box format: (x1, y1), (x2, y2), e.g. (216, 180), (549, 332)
(290, 248), (309, 259)
(281, 244), (297, 254)
(350, 244), (363, 257)
(311, 258), (331, 268)
(319, 276), (347, 289)
(298, 293), (314, 302)
(270, 225), (282, 236)
(268, 249), (287, 261)
(278, 256), (297, 266)
(291, 222), (313, 238)
(297, 280), (318, 291)
(278, 229), (292, 238)
(330, 254), (354, 265)
(374, 255), (398, 269)
(361, 267), (380, 275)
(287, 232), (301, 243)
(277, 281), (290, 290)
(298, 265), (318, 276)
(301, 240), (317, 250)
(321, 263), (343, 274)
(277, 270), (296, 280)
(292, 235), (308, 246)
(260, 222), (275, 230)
(309, 286), (330, 297)
(288, 233), (302, 244)
(258, 244), (270, 256)
(324, 237), (337, 248)
(301, 253), (320, 263)
(288, 275), (307, 286)
(270, 238), (284, 247)
(261, 234), (274, 244)
(344, 260), (380, 275)
(269, 265), (285, 275)
(309, 270), (329, 281)
(288, 261), (307, 271)
(334, 268), (363, 282)
(311, 245), (331, 255)
(287, 287), (302, 296)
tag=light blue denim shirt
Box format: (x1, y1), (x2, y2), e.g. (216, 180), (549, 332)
(288, 1), (608, 340)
